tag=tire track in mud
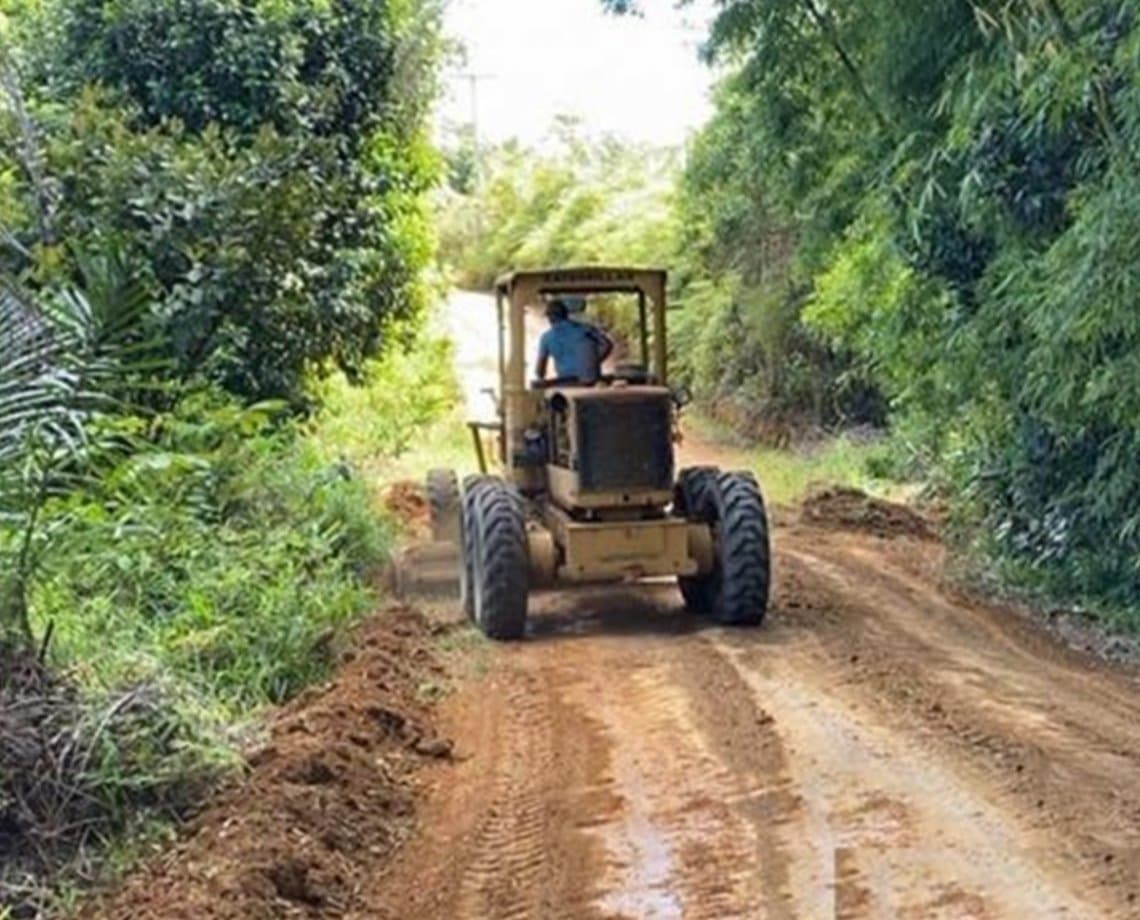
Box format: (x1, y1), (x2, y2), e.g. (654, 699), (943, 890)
(364, 652), (614, 920)
(710, 632), (1091, 918)
(455, 674), (556, 919)
(652, 640), (799, 919)
(366, 526), (1140, 919)
(574, 638), (793, 919)
(773, 530), (1140, 914)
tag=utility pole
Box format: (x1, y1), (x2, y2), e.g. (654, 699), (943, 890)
(449, 71), (496, 190)
(448, 71), (495, 244)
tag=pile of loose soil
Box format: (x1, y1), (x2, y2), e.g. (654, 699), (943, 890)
(84, 606), (453, 920)
(381, 481), (429, 536)
(800, 487), (935, 541)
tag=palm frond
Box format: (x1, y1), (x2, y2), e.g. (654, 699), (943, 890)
(0, 266), (159, 642)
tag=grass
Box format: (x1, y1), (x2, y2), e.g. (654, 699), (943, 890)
(432, 622), (493, 682)
(685, 413), (899, 506)
(416, 625), (492, 701)
(4, 323), (463, 916)
(747, 439), (895, 505)
(41, 429), (388, 712)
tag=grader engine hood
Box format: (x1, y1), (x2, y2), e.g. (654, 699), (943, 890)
(546, 385), (675, 511)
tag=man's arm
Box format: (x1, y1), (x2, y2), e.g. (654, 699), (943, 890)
(588, 326), (615, 364)
(598, 329), (615, 364)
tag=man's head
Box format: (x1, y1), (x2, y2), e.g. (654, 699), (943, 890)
(545, 299), (569, 324)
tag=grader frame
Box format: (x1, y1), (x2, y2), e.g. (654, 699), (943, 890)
(428, 266), (771, 640)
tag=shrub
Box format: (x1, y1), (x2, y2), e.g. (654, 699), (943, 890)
(309, 329), (460, 473)
(37, 396), (390, 710)
(1, 391), (396, 914)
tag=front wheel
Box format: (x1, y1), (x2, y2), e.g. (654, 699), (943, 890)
(427, 468), (460, 542)
(684, 471), (771, 626)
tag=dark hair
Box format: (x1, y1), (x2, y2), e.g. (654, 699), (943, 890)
(545, 299), (569, 321)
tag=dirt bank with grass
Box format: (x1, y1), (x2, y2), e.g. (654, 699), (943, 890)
(82, 606), (454, 920)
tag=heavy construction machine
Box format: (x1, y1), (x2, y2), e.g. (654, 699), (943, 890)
(427, 267), (770, 640)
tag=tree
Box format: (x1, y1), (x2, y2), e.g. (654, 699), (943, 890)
(3, 0), (444, 406)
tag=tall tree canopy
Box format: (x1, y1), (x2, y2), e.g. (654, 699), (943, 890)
(2, 0), (443, 405)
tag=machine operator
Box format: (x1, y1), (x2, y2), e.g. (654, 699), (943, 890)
(534, 298), (614, 385)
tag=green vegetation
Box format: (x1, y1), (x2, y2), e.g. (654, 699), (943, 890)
(437, 118), (677, 283)
(436, 116), (880, 438)
(0, 0), (447, 910)
(598, 0), (1140, 627)
(5, 0), (441, 408)
(310, 330), (466, 485)
(40, 400), (389, 712)
(687, 417), (892, 507)
(437, 121), (689, 352)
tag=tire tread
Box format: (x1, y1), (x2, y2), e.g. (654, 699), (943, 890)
(469, 479), (528, 640)
(709, 471), (771, 626)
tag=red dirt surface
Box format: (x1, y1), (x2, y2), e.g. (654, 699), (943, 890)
(83, 606), (453, 920)
(381, 481), (430, 536)
(77, 491), (1140, 919)
(800, 485), (935, 540)
(361, 513), (1140, 919)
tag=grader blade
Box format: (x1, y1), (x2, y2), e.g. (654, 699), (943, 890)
(389, 540), (461, 600)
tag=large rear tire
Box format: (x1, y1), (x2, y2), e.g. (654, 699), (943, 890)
(706, 471), (771, 626)
(427, 468), (460, 542)
(468, 478), (528, 640)
(674, 466), (718, 611)
(680, 471), (771, 626)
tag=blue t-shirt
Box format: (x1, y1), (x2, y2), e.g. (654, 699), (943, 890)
(537, 319), (607, 382)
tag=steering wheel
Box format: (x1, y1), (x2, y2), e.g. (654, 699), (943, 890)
(606, 363), (651, 385)
(530, 375), (584, 390)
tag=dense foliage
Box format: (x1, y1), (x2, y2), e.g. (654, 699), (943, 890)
(3, 0), (441, 406)
(436, 116), (880, 440)
(606, 0), (1140, 619)
(437, 120), (678, 291)
(0, 0), (446, 907)
(435, 121), (679, 348)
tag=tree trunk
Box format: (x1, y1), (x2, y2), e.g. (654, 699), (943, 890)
(797, 0), (891, 133)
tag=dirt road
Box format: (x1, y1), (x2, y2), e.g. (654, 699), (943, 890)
(362, 294), (1140, 919)
(366, 508), (1140, 919)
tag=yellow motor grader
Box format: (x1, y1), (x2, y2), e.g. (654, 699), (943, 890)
(427, 267), (770, 640)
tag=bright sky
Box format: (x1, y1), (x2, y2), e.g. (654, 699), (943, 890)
(437, 0), (715, 148)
